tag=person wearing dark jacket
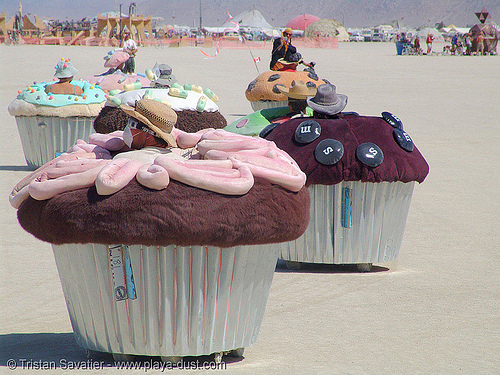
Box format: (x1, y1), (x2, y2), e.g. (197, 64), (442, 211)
(270, 28), (315, 71)
(270, 28), (299, 70)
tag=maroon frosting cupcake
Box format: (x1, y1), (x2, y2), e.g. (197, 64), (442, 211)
(263, 111), (429, 270)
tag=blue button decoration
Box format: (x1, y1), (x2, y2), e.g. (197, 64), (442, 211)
(393, 128), (414, 152)
(273, 84), (286, 94)
(356, 142), (384, 167)
(381, 112), (403, 129)
(314, 139), (344, 165)
(308, 72), (319, 81)
(247, 80), (256, 91)
(259, 122), (280, 138)
(268, 74), (281, 82)
(294, 120), (321, 144)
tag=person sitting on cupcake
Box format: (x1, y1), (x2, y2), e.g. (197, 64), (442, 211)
(120, 98), (177, 150)
(45, 59), (84, 96)
(151, 64), (177, 88)
(277, 80), (317, 118)
(270, 28), (314, 71)
(307, 83), (348, 119)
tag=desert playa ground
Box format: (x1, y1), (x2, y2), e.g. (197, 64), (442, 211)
(0, 42), (498, 374)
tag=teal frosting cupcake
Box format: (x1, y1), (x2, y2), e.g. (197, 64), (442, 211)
(17, 81), (106, 107)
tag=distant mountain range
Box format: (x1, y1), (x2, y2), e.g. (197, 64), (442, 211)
(1, 0), (499, 28)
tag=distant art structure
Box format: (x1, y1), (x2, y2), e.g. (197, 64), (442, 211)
(470, 8), (499, 55)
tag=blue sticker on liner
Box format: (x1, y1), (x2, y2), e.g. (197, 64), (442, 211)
(341, 187), (353, 228)
(381, 112), (403, 129)
(393, 128), (414, 152)
(314, 139), (344, 165)
(356, 142), (384, 167)
(294, 120), (321, 144)
(123, 245), (137, 300)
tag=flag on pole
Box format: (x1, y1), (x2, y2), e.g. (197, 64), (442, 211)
(254, 56), (261, 63)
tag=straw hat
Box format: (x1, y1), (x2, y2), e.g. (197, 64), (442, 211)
(306, 83), (348, 115)
(54, 58), (78, 78)
(277, 80), (316, 99)
(121, 99), (177, 147)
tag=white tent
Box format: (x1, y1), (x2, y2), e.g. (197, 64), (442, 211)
(222, 9), (272, 30)
(442, 26), (470, 35)
(416, 27), (445, 42)
(304, 19), (349, 41)
(261, 28), (282, 38)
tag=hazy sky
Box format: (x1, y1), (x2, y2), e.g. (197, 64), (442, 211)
(1, 0), (498, 28)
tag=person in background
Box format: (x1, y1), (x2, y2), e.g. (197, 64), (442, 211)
(122, 30), (138, 73)
(426, 32), (434, 54)
(45, 58), (84, 96)
(465, 33), (472, 55)
(277, 80), (316, 118)
(270, 27), (314, 71)
(413, 35), (421, 54)
(451, 34), (459, 55)
(476, 32), (485, 55)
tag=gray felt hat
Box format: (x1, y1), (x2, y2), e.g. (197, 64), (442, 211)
(153, 64), (177, 87)
(306, 83), (348, 115)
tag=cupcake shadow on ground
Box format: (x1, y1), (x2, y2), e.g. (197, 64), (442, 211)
(0, 332), (244, 367)
(275, 259), (391, 273)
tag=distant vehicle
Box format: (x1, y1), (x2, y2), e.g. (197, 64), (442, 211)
(361, 30), (372, 42)
(371, 27), (394, 42)
(349, 33), (364, 42)
(371, 32), (382, 42)
(242, 32), (253, 41)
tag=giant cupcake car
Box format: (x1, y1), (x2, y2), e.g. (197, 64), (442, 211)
(226, 80), (316, 137)
(260, 84), (429, 271)
(245, 69), (325, 111)
(8, 59), (107, 168)
(93, 83), (227, 134)
(82, 50), (151, 92)
(9, 99), (309, 363)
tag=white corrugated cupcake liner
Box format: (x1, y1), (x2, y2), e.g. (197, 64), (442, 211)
(14, 116), (95, 169)
(250, 100), (288, 112)
(52, 243), (279, 357)
(278, 181), (415, 264)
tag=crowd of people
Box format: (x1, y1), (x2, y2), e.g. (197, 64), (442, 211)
(397, 31), (490, 56)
